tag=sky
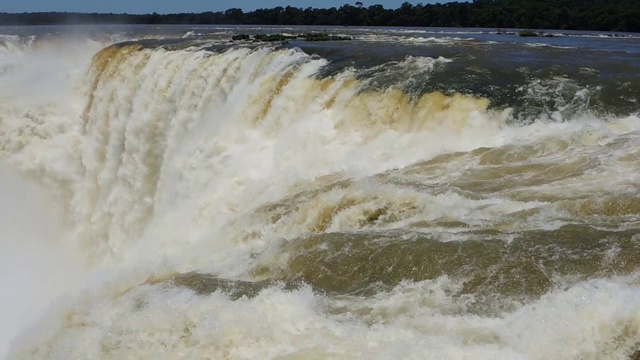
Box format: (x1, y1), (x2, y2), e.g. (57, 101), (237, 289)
(0, 0), (458, 15)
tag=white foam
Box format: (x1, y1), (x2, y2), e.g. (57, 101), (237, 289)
(1, 34), (639, 358)
(9, 275), (640, 359)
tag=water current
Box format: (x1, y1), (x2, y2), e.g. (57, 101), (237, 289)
(0, 25), (639, 359)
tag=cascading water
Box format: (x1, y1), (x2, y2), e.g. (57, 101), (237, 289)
(1, 25), (639, 359)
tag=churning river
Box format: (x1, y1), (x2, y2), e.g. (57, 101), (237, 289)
(1, 24), (639, 359)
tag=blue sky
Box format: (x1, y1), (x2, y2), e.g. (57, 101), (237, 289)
(1, 1), (457, 14)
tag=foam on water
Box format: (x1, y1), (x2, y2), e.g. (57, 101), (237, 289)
(0, 33), (638, 358)
(8, 273), (640, 359)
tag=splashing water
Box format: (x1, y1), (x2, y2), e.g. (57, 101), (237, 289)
(1, 25), (639, 359)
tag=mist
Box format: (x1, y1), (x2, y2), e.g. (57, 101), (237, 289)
(0, 165), (85, 358)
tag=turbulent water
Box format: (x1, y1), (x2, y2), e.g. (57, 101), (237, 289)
(1, 24), (639, 359)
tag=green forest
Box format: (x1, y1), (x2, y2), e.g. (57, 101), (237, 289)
(1, 0), (639, 32)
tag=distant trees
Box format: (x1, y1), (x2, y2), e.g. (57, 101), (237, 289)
(1, 0), (639, 32)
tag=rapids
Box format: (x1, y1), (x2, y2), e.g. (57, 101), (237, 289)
(0, 25), (639, 359)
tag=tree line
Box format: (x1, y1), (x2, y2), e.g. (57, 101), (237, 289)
(1, 0), (639, 32)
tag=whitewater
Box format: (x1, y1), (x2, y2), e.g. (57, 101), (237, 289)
(0, 25), (639, 359)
